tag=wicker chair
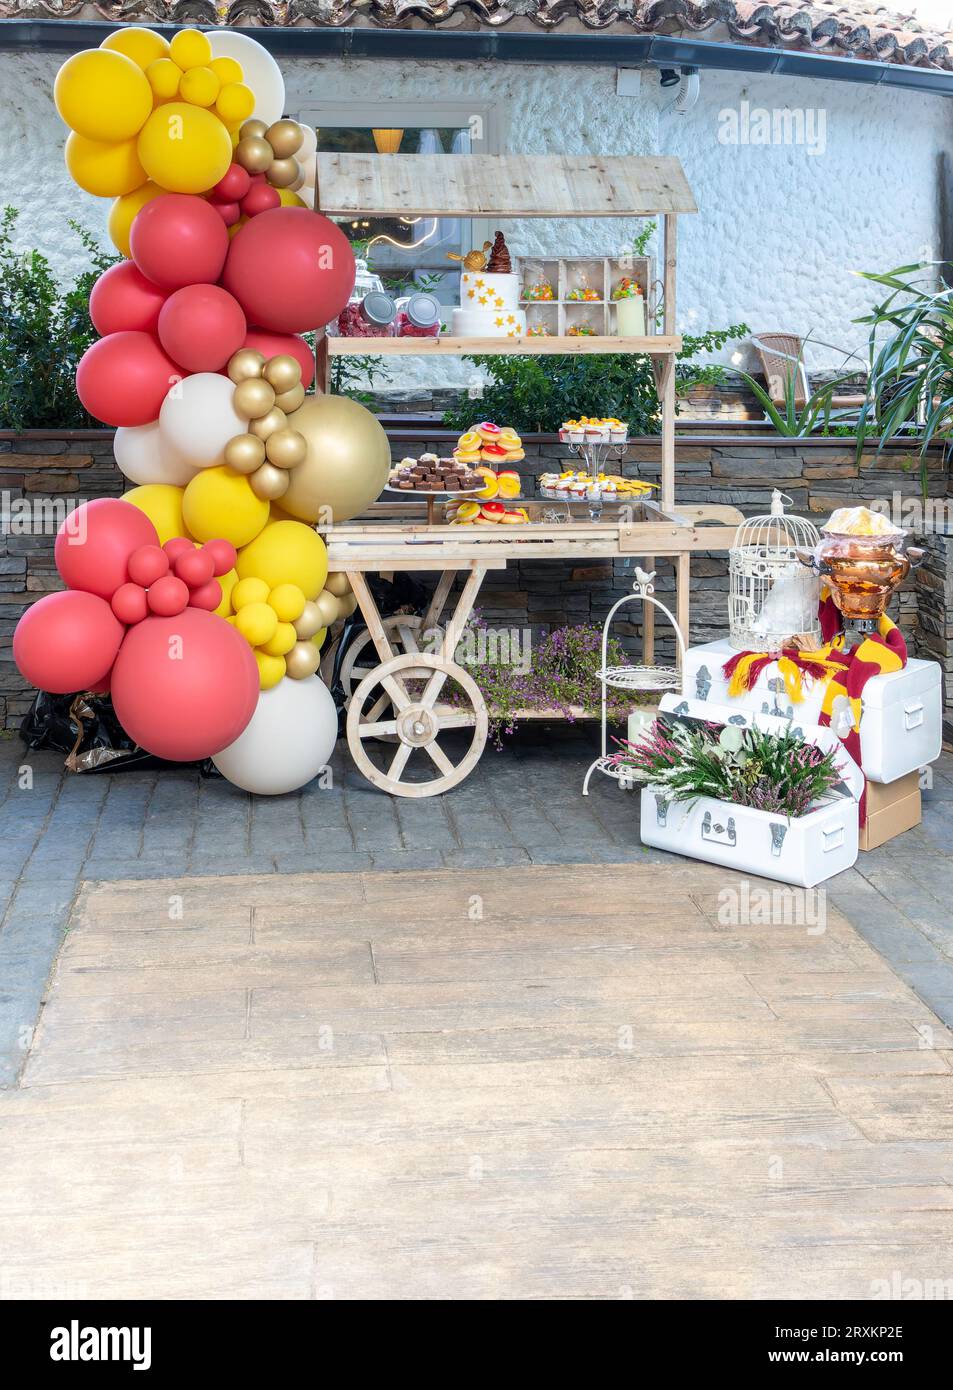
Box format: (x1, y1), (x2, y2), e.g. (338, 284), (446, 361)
(752, 333), (868, 413)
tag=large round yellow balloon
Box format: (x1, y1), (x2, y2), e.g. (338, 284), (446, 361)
(236, 521), (328, 600)
(137, 102), (232, 195)
(282, 396), (392, 525)
(183, 468), (270, 548)
(101, 26), (170, 70)
(108, 180), (164, 256)
(65, 132), (146, 198)
(123, 484), (186, 545)
(54, 49), (152, 142)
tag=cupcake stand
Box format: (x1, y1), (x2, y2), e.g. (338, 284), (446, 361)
(311, 152), (742, 797)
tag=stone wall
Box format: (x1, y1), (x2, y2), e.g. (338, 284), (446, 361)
(0, 429), (948, 730)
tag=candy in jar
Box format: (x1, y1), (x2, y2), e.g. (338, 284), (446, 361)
(395, 292), (442, 338)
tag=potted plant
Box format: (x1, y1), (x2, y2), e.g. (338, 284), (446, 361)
(612, 697), (861, 886)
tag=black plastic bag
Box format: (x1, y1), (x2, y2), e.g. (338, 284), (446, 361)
(20, 690), (213, 775)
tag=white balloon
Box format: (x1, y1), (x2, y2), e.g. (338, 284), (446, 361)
(206, 30), (286, 127)
(113, 421), (197, 488)
(297, 124), (317, 162)
(212, 675), (338, 795)
(159, 373), (244, 470)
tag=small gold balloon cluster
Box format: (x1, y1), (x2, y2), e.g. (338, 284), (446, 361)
(235, 117), (306, 190)
(225, 349), (308, 501)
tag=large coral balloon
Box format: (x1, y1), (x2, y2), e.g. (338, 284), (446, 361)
(130, 193), (229, 290)
(76, 331), (181, 428)
(110, 608), (260, 760)
(14, 590), (125, 694)
(89, 261), (169, 337)
(222, 208), (355, 334)
(54, 498), (160, 600)
(158, 285), (246, 372)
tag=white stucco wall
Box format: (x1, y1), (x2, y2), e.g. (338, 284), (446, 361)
(2, 48), (950, 379)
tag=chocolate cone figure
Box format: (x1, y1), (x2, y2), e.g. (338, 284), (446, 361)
(486, 231), (512, 275)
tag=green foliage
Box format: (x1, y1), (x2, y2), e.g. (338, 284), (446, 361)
(442, 323), (749, 435)
(734, 340), (856, 437)
(0, 207), (117, 430)
(853, 260), (952, 495)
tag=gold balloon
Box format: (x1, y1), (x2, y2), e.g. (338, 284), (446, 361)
(249, 462), (290, 500)
(312, 590), (341, 627)
(293, 600), (324, 640)
(224, 432), (266, 474)
(266, 119), (304, 159)
(339, 593), (358, 618)
(290, 169), (306, 193)
(249, 406), (287, 440)
(274, 383), (306, 414)
(265, 427), (308, 470)
(267, 157), (300, 189)
(324, 572), (351, 598)
(235, 134), (273, 173)
(282, 395), (393, 524)
(285, 639), (322, 680)
(240, 118), (268, 141)
(233, 377), (277, 419)
(263, 354), (301, 395)
(227, 348), (265, 384)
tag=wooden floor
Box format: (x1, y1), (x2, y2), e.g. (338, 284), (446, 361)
(1, 863), (952, 1300)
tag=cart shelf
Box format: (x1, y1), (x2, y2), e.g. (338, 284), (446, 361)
(326, 334), (681, 357)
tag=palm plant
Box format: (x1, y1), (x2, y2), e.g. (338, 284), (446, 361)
(853, 261), (953, 493)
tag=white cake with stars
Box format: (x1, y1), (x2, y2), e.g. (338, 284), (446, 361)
(452, 270), (526, 338)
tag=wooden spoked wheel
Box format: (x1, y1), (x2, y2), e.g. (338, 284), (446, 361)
(346, 652), (488, 798)
(339, 615), (444, 742)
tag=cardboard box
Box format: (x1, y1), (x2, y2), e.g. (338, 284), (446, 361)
(859, 772), (922, 851)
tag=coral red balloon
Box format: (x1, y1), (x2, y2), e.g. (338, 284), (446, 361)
(163, 537), (194, 563)
(240, 184), (280, 219)
(14, 590), (125, 694)
(157, 284), (247, 373)
(222, 208), (355, 334)
(211, 201), (241, 228)
(202, 538), (238, 576)
(89, 261), (169, 337)
(127, 543), (170, 588)
(174, 547), (216, 588)
(129, 193), (229, 290)
(76, 331), (182, 428)
(188, 579), (222, 611)
(55, 498), (160, 600)
(111, 582), (149, 625)
(213, 163), (251, 202)
(110, 610), (259, 760)
(242, 329), (315, 390)
(147, 574), (189, 616)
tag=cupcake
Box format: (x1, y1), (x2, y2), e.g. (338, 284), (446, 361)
(610, 424), (627, 444)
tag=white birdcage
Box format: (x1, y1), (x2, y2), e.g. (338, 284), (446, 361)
(728, 490), (822, 651)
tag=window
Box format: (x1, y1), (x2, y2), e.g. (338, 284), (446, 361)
(297, 101), (498, 307)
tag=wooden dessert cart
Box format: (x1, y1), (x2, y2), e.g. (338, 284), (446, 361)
(312, 152), (740, 797)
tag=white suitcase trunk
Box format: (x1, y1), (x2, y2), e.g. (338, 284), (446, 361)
(638, 696), (863, 888)
(681, 638), (941, 784)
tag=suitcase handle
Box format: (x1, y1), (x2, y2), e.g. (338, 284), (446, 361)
(822, 824), (845, 853)
(904, 701), (924, 730)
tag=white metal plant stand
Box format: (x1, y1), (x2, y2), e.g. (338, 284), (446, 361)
(582, 568), (686, 795)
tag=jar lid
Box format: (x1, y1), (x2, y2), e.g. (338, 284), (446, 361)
(403, 292), (440, 328)
(360, 292), (396, 326)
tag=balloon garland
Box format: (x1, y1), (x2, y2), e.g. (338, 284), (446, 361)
(14, 26), (385, 793)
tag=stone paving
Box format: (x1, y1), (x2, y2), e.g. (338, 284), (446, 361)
(1, 730), (952, 1086)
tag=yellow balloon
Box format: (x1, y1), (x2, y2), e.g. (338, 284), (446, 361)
(146, 58), (182, 101)
(55, 49), (153, 142)
(215, 82), (255, 126)
(65, 132), (146, 198)
(268, 583), (306, 623)
(312, 627), (328, 649)
(214, 568), (238, 618)
(169, 28), (212, 71)
(210, 56), (243, 86)
(231, 577), (271, 611)
(255, 650), (286, 690)
(101, 27), (170, 70)
(276, 187), (307, 209)
(108, 180), (163, 256)
(261, 621), (298, 658)
(183, 467), (270, 547)
(137, 102), (232, 195)
(235, 602), (278, 647)
(237, 521), (328, 602)
(123, 484), (186, 546)
(179, 66), (220, 108)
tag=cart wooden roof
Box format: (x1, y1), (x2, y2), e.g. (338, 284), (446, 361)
(315, 153), (697, 219)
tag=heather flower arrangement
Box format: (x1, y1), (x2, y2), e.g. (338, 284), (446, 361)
(607, 719), (842, 818)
